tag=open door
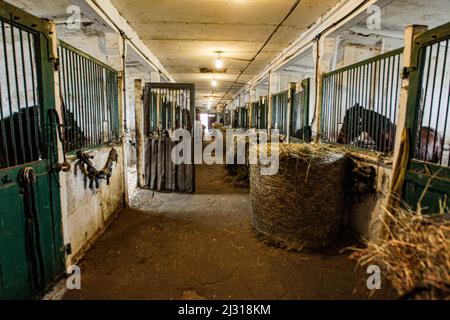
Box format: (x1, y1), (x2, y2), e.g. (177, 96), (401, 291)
(142, 83), (196, 193)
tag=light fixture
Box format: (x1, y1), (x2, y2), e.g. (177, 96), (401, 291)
(212, 78), (218, 87)
(215, 52), (223, 69)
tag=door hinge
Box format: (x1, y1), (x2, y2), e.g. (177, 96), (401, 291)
(53, 57), (60, 71)
(402, 66), (416, 79)
(62, 243), (72, 255)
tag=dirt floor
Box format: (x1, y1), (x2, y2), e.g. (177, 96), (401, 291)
(64, 164), (397, 300)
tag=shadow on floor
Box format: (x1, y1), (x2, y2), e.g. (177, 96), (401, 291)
(64, 164), (397, 300)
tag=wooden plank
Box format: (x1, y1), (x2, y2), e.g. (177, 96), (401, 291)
(176, 140), (186, 193)
(171, 139), (177, 191)
(149, 138), (158, 190)
(165, 138), (173, 190)
(144, 138), (152, 187)
(134, 79), (145, 188)
(157, 138), (165, 191)
(177, 163), (185, 192)
(185, 164), (193, 193)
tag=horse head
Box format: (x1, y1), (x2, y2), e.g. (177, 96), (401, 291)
(337, 103), (365, 144)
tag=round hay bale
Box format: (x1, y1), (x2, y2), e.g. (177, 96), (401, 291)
(250, 143), (348, 250)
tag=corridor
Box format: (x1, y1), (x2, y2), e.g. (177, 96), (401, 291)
(0, 0), (449, 302)
(64, 164), (393, 300)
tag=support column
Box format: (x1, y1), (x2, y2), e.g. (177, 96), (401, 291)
(390, 25), (428, 196)
(134, 79), (145, 188)
(313, 37), (336, 143)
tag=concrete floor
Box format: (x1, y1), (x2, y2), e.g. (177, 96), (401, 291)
(64, 164), (395, 300)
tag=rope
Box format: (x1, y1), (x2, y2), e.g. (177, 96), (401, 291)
(18, 167), (46, 296)
(48, 108), (71, 173)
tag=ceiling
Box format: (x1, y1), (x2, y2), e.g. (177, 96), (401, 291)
(110, 0), (341, 111)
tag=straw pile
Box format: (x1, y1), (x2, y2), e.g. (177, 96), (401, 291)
(351, 203), (450, 300)
(250, 143), (349, 250)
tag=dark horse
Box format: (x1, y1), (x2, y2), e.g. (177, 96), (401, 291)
(337, 104), (444, 163)
(294, 125), (312, 142)
(337, 104), (396, 153)
(1, 105), (86, 169)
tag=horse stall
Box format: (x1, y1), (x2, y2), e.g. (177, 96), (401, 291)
(249, 97), (268, 130)
(0, 5), (65, 299)
(142, 83), (195, 193)
(320, 48), (404, 240)
(402, 23), (450, 214)
(290, 78), (312, 142)
(57, 41), (126, 266)
(233, 106), (248, 129)
(271, 90), (289, 136)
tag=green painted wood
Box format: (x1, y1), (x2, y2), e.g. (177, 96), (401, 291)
(402, 23), (450, 214)
(0, 1), (64, 300)
(323, 48), (404, 79)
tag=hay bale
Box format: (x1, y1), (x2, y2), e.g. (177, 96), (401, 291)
(250, 143), (348, 250)
(351, 205), (450, 300)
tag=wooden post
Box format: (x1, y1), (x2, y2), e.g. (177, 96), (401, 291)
(392, 25), (428, 168)
(313, 37), (335, 143)
(134, 79), (145, 188)
(381, 25), (428, 241)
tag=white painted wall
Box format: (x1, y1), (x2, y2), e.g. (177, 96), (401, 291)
(53, 28), (127, 266)
(61, 146), (125, 265)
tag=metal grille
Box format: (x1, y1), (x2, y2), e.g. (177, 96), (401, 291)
(291, 79), (311, 141)
(0, 20), (41, 169)
(143, 86), (193, 136)
(321, 48), (403, 153)
(257, 98), (268, 130)
(234, 107), (247, 129)
(58, 41), (120, 153)
(271, 91), (288, 134)
(413, 39), (450, 166)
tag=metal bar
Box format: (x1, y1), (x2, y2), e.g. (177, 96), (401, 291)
(424, 43), (441, 160)
(85, 57), (93, 147)
(325, 48), (404, 77)
(0, 25), (9, 167)
(432, 40), (448, 165)
(80, 55), (88, 147)
(417, 45), (434, 160)
(363, 63), (369, 149)
(19, 28), (33, 161)
(61, 47), (69, 152)
(27, 32), (40, 158)
(1, 20), (18, 165)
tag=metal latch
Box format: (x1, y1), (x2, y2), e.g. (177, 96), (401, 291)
(402, 66), (416, 79)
